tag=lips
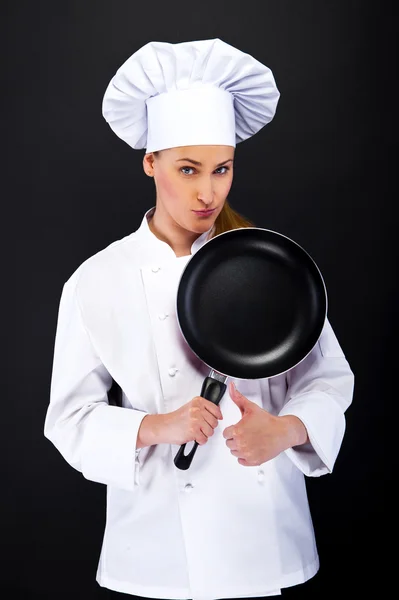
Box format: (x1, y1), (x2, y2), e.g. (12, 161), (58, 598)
(193, 209), (215, 215)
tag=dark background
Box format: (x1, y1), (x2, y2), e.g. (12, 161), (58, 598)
(3, 1), (394, 598)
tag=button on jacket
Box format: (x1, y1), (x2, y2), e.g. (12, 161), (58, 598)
(44, 206), (355, 600)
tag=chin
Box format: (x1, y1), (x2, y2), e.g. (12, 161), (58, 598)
(191, 214), (216, 226)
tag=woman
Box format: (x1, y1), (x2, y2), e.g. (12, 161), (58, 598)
(44, 39), (354, 599)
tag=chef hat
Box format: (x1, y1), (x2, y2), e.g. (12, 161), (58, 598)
(102, 38), (280, 153)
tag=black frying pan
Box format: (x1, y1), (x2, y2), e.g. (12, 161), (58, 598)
(174, 227), (327, 470)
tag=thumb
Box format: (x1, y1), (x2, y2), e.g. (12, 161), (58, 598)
(229, 381), (249, 411)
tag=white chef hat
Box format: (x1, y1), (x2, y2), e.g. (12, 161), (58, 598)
(102, 38), (280, 153)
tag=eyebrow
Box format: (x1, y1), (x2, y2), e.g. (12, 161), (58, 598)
(175, 158), (234, 167)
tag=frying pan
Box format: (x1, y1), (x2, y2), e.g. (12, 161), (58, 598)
(173, 227), (327, 471)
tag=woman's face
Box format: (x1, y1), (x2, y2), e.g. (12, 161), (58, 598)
(143, 145), (234, 233)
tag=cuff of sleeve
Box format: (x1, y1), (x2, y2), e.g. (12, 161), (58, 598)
(279, 391), (346, 477)
(81, 404), (149, 491)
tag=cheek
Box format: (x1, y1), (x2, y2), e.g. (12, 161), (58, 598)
(156, 170), (180, 198)
(219, 175), (233, 196)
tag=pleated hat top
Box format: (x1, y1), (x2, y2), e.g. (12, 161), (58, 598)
(102, 38), (280, 152)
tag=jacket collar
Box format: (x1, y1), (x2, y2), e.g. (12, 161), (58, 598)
(133, 206), (215, 264)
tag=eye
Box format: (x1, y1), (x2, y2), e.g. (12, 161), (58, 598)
(215, 166), (230, 175)
(180, 166), (231, 176)
(180, 166), (196, 175)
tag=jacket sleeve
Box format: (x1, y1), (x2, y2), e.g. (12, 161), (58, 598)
(278, 317), (354, 477)
(44, 272), (149, 491)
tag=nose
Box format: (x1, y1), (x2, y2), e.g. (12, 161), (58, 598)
(197, 177), (215, 205)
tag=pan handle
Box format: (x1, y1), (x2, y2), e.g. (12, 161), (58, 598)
(174, 376), (227, 470)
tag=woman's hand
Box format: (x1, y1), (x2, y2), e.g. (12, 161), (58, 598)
(222, 381), (308, 466)
(163, 396), (223, 446)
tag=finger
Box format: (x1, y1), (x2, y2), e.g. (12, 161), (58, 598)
(225, 438), (237, 451)
(230, 448), (241, 457)
(202, 410), (219, 430)
(222, 426), (230, 440)
(203, 399), (223, 420)
(238, 457), (258, 467)
(200, 421), (215, 439)
(197, 433), (208, 445)
(223, 425), (236, 440)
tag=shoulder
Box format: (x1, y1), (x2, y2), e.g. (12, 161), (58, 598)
(63, 231), (140, 297)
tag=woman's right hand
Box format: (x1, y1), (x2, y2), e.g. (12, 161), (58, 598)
(163, 396), (223, 446)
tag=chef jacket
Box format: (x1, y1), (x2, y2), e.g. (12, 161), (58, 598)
(44, 206), (355, 600)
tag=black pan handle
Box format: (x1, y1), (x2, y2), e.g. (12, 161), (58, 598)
(174, 376), (227, 470)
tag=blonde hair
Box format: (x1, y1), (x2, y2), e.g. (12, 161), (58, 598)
(152, 150), (255, 235)
(211, 200), (255, 237)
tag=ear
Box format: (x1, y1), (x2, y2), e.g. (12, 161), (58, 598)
(143, 152), (155, 177)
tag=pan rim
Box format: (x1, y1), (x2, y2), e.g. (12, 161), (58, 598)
(175, 226), (328, 380)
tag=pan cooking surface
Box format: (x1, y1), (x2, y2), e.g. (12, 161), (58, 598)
(176, 228), (327, 379)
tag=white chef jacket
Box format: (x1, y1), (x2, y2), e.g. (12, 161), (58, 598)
(44, 206), (355, 600)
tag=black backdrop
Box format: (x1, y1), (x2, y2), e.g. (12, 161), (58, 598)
(3, 1), (393, 599)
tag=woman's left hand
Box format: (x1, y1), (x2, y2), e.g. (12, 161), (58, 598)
(222, 381), (308, 467)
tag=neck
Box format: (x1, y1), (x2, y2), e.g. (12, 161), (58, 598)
(148, 205), (209, 257)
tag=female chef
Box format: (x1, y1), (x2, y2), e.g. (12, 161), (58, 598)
(44, 39), (355, 600)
